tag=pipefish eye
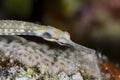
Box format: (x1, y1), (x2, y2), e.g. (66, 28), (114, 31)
(42, 32), (52, 38)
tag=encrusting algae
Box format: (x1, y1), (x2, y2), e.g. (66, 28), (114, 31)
(0, 36), (103, 80)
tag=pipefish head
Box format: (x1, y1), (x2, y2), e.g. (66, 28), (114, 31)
(34, 26), (71, 45)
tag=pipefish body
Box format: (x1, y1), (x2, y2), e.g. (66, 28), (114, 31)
(0, 20), (95, 54)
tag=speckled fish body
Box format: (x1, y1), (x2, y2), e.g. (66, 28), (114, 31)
(0, 20), (70, 41)
(0, 20), (95, 54)
(0, 20), (35, 35)
(0, 20), (60, 36)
